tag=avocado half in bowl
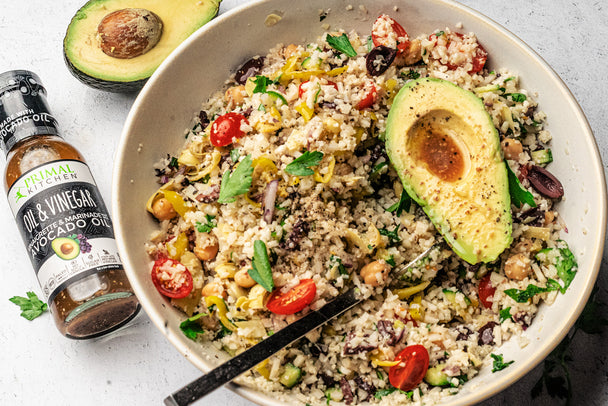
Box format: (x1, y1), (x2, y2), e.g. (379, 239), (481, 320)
(113, 0), (606, 405)
(63, 0), (220, 92)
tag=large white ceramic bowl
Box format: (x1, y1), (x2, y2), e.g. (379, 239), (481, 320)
(112, 0), (606, 404)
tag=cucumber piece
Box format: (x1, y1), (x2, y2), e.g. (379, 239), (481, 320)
(424, 364), (450, 386)
(442, 288), (471, 306)
(279, 363), (302, 388)
(301, 56), (321, 69)
(531, 149), (553, 166)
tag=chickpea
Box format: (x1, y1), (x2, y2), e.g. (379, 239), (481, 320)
(224, 85), (246, 109)
(397, 39), (422, 66)
(194, 233), (219, 261)
(283, 43), (299, 59)
(504, 253), (531, 281)
(202, 282), (226, 298)
(360, 260), (390, 287)
(544, 210), (556, 225)
(151, 197), (176, 221)
(501, 138), (523, 160)
(234, 268), (257, 288)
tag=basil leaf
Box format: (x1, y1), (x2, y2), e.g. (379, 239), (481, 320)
(326, 33), (357, 57)
(505, 161), (536, 208)
(285, 150), (324, 176)
(179, 313), (206, 340)
(491, 353), (514, 372)
(499, 307), (512, 323)
(218, 154), (254, 203)
(9, 291), (48, 321)
(248, 240), (274, 292)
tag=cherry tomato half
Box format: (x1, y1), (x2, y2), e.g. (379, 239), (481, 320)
(356, 83), (378, 110)
(151, 257), (193, 299)
(478, 273), (496, 309)
(389, 345), (430, 391)
(371, 15), (409, 55)
(266, 279), (316, 315)
(210, 112), (248, 147)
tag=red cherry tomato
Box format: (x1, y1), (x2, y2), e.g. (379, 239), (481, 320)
(266, 279), (316, 315)
(389, 345), (430, 391)
(210, 112), (248, 147)
(356, 83), (377, 110)
(298, 81), (338, 98)
(151, 257), (193, 299)
(371, 15), (409, 55)
(478, 273), (496, 309)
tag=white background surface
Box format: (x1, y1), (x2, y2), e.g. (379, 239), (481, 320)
(1, 1), (607, 405)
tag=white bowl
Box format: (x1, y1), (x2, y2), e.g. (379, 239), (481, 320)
(112, 0), (607, 404)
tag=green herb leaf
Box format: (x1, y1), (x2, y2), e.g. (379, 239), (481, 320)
(401, 69), (421, 80)
(9, 291), (48, 321)
(196, 214), (217, 233)
(230, 148), (240, 163)
(555, 244), (577, 293)
(379, 225), (401, 244)
(326, 33), (357, 57)
(218, 154), (253, 203)
(385, 255), (396, 267)
(251, 75), (273, 93)
(505, 161), (536, 208)
(330, 255), (348, 276)
(491, 353), (514, 372)
(179, 313), (206, 340)
(374, 388), (397, 399)
(248, 240), (274, 292)
(371, 161), (388, 176)
(504, 279), (560, 303)
(499, 307), (512, 323)
(285, 150), (324, 176)
(168, 156), (179, 169)
(435, 30), (445, 37)
(387, 191), (412, 216)
(507, 93), (527, 102)
(366, 35), (373, 52)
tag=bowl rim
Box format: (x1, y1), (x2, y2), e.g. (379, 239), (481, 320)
(113, 0), (607, 404)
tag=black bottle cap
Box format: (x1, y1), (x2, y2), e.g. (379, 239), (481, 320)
(0, 70), (60, 156)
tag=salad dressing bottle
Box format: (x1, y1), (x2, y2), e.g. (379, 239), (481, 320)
(0, 70), (139, 339)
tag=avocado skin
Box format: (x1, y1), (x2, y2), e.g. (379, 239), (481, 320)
(385, 77), (512, 264)
(63, 0), (221, 93)
(51, 237), (80, 260)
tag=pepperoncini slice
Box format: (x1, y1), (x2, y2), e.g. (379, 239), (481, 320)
(167, 232), (189, 260)
(205, 295), (238, 332)
(392, 281), (431, 300)
(162, 190), (191, 218)
(295, 102), (314, 122)
(370, 352), (399, 367)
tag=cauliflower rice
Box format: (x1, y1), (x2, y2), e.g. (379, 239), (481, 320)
(146, 15), (577, 405)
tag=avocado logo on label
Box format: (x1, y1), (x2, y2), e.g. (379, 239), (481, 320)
(51, 234), (92, 260)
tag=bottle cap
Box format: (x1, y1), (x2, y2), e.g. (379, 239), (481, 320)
(0, 70), (60, 156)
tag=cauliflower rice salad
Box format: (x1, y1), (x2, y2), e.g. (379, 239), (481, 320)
(145, 13), (577, 405)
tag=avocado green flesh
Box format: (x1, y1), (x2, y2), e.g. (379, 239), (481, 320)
(385, 78), (512, 264)
(63, 0), (221, 92)
(51, 237), (80, 260)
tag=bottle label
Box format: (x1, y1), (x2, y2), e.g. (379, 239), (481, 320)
(7, 159), (122, 305)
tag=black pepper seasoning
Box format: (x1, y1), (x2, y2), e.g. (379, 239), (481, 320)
(0, 70), (139, 339)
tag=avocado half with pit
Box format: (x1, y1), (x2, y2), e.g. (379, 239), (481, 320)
(385, 77), (512, 264)
(63, 0), (221, 92)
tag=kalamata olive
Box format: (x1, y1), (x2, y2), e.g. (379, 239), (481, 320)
(235, 56), (265, 84)
(198, 110), (209, 129)
(478, 321), (498, 345)
(366, 45), (397, 76)
(526, 164), (564, 198)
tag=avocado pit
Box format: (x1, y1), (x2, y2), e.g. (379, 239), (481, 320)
(97, 8), (163, 59)
(61, 243), (74, 255)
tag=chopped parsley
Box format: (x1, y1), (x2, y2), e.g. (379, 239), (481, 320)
(326, 33), (357, 57)
(385, 255), (396, 267)
(491, 354), (514, 372)
(179, 313), (206, 340)
(249, 76), (287, 104)
(374, 387), (413, 399)
(285, 150), (324, 176)
(505, 161), (536, 208)
(499, 307), (513, 323)
(504, 279), (561, 302)
(387, 191), (412, 216)
(195, 214), (217, 233)
(401, 69), (421, 80)
(9, 291), (48, 320)
(330, 255), (348, 276)
(506, 92), (527, 102)
(218, 154), (253, 203)
(248, 240), (274, 292)
(168, 156), (179, 169)
(379, 224), (401, 244)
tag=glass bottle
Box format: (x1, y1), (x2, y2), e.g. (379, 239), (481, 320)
(0, 70), (140, 339)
